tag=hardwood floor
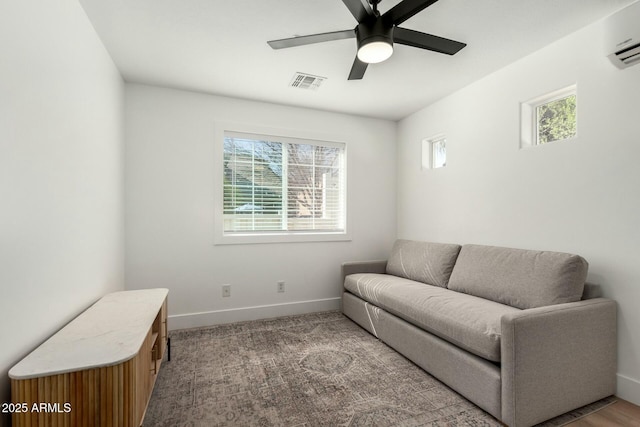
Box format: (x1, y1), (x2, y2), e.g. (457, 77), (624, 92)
(567, 398), (640, 426)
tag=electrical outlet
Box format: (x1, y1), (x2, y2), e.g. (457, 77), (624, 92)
(222, 284), (231, 297)
(277, 281), (285, 293)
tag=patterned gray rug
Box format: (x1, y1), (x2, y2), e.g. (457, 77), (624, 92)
(144, 311), (615, 426)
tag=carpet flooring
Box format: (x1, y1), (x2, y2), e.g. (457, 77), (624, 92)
(144, 311), (615, 426)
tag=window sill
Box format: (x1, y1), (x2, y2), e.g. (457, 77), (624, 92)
(214, 231), (352, 245)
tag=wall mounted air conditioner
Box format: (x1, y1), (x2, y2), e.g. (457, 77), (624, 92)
(605, 0), (640, 69)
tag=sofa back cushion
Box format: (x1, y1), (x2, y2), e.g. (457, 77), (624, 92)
(448, 244), (588, 309)
(386, 240), (461, 287)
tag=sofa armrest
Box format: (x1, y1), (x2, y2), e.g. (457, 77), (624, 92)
(501, 298), (616, 427)
(341, 260), (387, 285)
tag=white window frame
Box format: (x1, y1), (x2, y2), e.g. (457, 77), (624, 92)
(214, 122), (351, 245)
(521, 84), (577, 149)
(422, 134), (447, 169)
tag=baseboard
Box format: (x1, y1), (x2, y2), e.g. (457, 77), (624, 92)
(616, 373), (640, 405)
(168, 297), (342, 331)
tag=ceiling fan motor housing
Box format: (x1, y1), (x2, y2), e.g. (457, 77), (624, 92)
(356, 18), (394, 50)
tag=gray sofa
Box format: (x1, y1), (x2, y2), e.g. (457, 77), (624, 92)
(341, 240), (616, 427)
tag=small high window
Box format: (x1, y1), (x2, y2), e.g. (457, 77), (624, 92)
(521, 85), (577, 148)
(422, 135), (446, 169)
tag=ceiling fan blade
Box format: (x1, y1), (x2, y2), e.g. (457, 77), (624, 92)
(348, 56), (368, 80)
(268, 29), (355, 49)
(383, 0), (439, 25)
(394, 27), (466, 55)
(342, 0), (373, 23)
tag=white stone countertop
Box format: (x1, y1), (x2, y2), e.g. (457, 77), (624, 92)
(9, 288), (168, 380)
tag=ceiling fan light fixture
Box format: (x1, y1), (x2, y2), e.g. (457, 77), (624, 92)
(357, 40), (393, 63)
(355, 19), (394, 64)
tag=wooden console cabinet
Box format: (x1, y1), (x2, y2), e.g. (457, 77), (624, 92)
(9, 288), (168, 427)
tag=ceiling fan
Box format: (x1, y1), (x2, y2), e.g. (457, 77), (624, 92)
(267, 0), (466, 80)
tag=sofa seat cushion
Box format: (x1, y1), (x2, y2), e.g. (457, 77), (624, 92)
(386, 240), (461, 288)
(344, 273), (520, 362)
(448, 244), (588, 309)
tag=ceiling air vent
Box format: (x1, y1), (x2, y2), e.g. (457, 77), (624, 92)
(290, 73), (326, 91)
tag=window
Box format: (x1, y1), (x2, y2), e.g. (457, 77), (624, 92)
(219, 131), (347, 243)
(422, 135), (446, 169)
(521, 85), (577, 148)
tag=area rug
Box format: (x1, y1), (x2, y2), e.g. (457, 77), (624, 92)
(144, 311), (615, 426)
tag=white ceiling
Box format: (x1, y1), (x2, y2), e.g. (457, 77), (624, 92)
(79, 0), (634, 121)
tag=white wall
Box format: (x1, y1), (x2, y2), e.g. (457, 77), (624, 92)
(125, 84), (397, 329)
(397, 19), (640, 404)
(0, 1), (125, 424)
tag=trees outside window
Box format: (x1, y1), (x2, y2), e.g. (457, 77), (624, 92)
(521, 85), (577, 148)
(536, 95), (576, 144)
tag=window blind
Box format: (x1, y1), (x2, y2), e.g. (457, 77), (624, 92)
(223, 132), (346, 234)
